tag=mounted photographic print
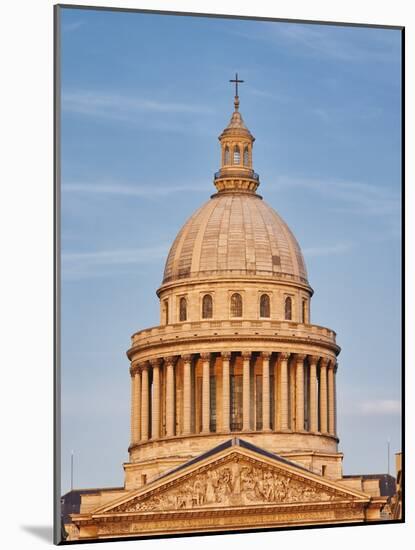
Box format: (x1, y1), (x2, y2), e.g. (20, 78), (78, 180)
(54, 4), (404, 544)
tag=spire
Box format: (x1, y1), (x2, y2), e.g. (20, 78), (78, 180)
(213, 74), (260, 195)
(230, 73), (244, 111)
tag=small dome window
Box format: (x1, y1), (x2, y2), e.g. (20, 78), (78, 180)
(202, 294), (213, 319)
(285, 297), (292, 321)
(243, 146), (249, 166)
(260, 294), (270, 318)
(233, 145), (240, 164)
(230, 293), (243, 317)
(179, 297), (187, 321)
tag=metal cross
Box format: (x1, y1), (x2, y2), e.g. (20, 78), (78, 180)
(229, 73), (244, 97)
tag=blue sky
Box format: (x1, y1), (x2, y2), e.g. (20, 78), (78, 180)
(60, 7), (402, 494)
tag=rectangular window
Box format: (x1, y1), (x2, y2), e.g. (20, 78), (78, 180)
(270, 374), (275, 430)
(256, 375), (263, 430)
(230, 374), (243, 431)
(196, 377), (202, 433)
(209, 374), (216, 432)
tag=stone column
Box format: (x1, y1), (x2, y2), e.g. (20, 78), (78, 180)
(141, 364), (149, 442)
(328, 360), (335, 435)
(319, 358), (328, 434)
(151, 360), (161, 440)
(309, 356), (318, 433)
(242, 352), (251, 431)
(130, 368), (138, 445)
(135, 368), (142, 443)
(165, 356), (175, 437)
(334, 363), (338, 436)
(182, 354), (192, 435)
(295, 355), (305, 432)
(262, 352), (271, 431)
(222, 352), (231, 432)
(279, 353), (290, 431)
(201, 353), (210, 434)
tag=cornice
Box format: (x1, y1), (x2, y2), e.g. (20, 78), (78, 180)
(127, 333), (340, 362)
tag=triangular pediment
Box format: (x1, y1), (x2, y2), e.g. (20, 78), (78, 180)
(96, 440), (369, 515)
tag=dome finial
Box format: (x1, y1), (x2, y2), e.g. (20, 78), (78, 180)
(229, 72), (244, 111)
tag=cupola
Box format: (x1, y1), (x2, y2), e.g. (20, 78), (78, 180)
(214, 73), (260, 194)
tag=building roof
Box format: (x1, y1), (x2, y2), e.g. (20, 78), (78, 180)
(343, 474), (396, 497)
(155, 437), (311, 482)
(162, 192), (308, 286)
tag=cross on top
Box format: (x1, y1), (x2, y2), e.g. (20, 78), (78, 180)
(229, 73), (244, 97)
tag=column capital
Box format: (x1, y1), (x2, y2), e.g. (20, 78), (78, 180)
(136, 361), (147, 372)
(327, 359), (336, 370)
(164, 356), (176, 366)
(261, 351), (272, 360)
(221, 351), (232, 360)
(308, 355), (320, 367)
(130, 365), (139, 377)
(278, 352), (290, 363)
(200, 352), (211, 362)
(295, 353), (306, 362)
(319, 356), (330, 369)
(241, 351), (252, 361)
(149, 358), (162, 368)
(141, 362), (150, 372)
(181, 354), (193, 363)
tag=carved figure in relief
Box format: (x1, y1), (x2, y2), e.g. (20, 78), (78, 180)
(193, 480), (205, 506)
(205, 470), (218, 504)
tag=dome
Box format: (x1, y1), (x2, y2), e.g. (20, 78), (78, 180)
(162, 192), (309, 286)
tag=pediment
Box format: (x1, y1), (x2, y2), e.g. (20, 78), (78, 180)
(97, 444), (368, 515)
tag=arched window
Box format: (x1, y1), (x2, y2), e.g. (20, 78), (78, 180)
(260, 294), (270, 318)
(230, 293), (243, 317)
(243, 146), (249, 166)
(233, 145), (240, 164)
(302, 299), (307, 323)
(179, 297), (187, 321)
(284, 296), (292, 321)
(224, 146), (230, 165)
(202, 294), (213, 319)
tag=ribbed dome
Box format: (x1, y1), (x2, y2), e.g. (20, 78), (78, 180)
(162, 193), (308, 285)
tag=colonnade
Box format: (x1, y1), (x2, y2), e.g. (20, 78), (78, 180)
(130, 351), (337, 447)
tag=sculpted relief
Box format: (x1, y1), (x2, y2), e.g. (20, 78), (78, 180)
(113, 456), (343, 513)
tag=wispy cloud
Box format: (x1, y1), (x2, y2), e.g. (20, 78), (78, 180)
(227, 22), (399, 64)
(270, 176), (400, 217)
(62, 20), (85, 32)
(62, 90), (213, 122)
(303, 242), (354, 258)
(247, 86), (291, 104)
(62, 245), (169, 281)
(62, 182), (207, 198)
(341, 398), (401, 417)
(359, 400), (401, 416)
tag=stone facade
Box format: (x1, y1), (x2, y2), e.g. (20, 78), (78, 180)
(67, 87), (390, 541)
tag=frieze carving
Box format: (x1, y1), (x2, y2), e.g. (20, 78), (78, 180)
(111, 456), (344, 514)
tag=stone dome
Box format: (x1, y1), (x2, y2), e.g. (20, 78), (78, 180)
(162, 192), (309, 286)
